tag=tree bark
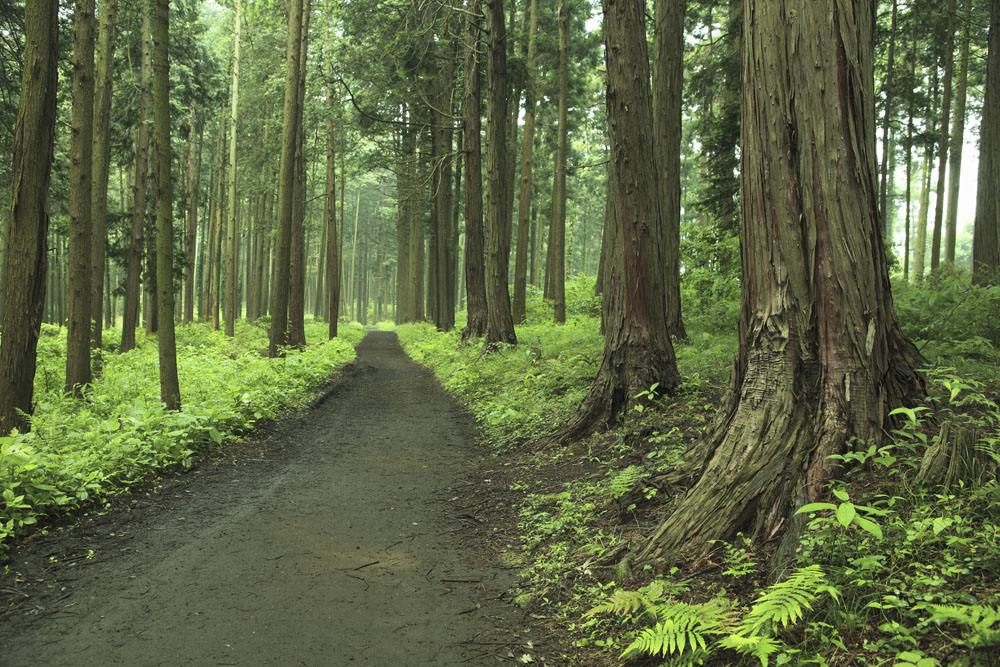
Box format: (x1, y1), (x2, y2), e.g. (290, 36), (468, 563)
(943, 1), (970, 265)
(462, 0), (489, 340)
(652, 0), (686, 339)
(150, 0), (180, 410)
(287, 0), (311, 349)
(512, 0), (539, 324)
(551, 0), (569, 325)
(224, 0), (241, 337)
(122, 11), (153, 352)
(0, 0), (58, 435)
(90, 0), (117, 349)
(556, 0), (680, 439)
(973, 0), (999, 284)
(642, 0), (923, 561)
(931, 0), (958, 271)
(483, 0), (516, 347)
(66, 0), (96, 393)
(268, 0), (304, 356)
(431, 37), (456, 331)
(184, 115), (201, 323)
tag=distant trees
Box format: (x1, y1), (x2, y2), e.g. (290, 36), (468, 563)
(973, 0), (999, 284)
(0, 0), (58, 435)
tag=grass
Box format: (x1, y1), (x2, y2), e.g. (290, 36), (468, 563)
(1, 319), (364, 549)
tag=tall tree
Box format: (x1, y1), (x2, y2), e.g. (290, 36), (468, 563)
(224, 0), (242, 337)
(642, 0), (923, 561)
(431, 35), (456, 332)
(557, 0), (680, 438)
(324, 6), (340, 338)
(973, 0), (999, 284)
(90, 0), (117, 349)
(943, 0), (971, 265)
(184, 115), (202, 322)
(150, 0), (180, 410)
(652, 0), (686, 338)
(483, 0), (517, 347)
(65, 0), (97, 393)
(287, 0), (311, 349)
(268, 0), (304, 356)
(877, 0), (899, 228)
(122, 10), (154, 352)
(512, 0), (539, 324)
(0, 0), (58, 435)
(551, 0), (570, 325)
(462, 0), (488, 340)
(931, 0), (958, 271)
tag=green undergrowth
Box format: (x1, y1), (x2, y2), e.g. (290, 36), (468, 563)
(397, 276), (999, 666)
(1, 320), (363, 551)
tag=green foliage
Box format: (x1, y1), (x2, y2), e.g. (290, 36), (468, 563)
(0, 322), (363, 549)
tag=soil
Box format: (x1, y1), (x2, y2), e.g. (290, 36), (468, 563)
(0, 331), (541, 666)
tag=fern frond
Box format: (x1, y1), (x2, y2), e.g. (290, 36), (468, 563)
(586, 589), (654, 618)
(607, 465), (647, 500)
(738, 565), (835, 635)
(718, 634), (784, 667)
(621, 600), (735, 660)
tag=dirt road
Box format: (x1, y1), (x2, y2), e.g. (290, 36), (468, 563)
(0, 332), (533, 666)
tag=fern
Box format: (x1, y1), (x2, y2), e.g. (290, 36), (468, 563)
(925, 603), (1000, 649)
(621, 599), (735, 661)
(737, 565), (838, 636)
(607, 465), (646, 500)
(586, 589), (656, 618)
(717, 634), (784, 667)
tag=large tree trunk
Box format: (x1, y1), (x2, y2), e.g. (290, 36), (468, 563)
(642, 0), (923, 562)
(395, 119), (413, 324)
(931, 0), (958, 271)
(150, 0), (180, 410)
(652, 0), (686, 339)
(90, 0), (117, 349)
(224, 0), (241, 337)
(944, 1), (971, 265)
(551, 0), (569, 325)
(512, 0), (539, 324)
(483, 0), (516, 347)
(122, 12), (153, 352)
(973, 0), (999, 284)
(462, 0), (489, 340)
(287, 0), (311, 349)
(0, 0), (58, 435)
(913, 71), (938, 282)
(268, 0), (304, 356)
(324, 44), (340, 337)
(431, 37), (456, 332)
(66, 0), (96, 393)
(184, 115), (201, 323)
(556, 0), (680, 439)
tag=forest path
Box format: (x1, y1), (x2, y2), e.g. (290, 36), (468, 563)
(0, 331), (531, 666)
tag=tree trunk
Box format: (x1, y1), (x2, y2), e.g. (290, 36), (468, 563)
(432, 38), (456, 331)
(642, 0), (923, 562)
(184, 115), (201, 322)
(483, 0), (516, 347)
(462, 0), (489, 340)
(224, 0), (241, 337)
(944, 1), (970, 265)
(122, 13), (153, 352)
(550, 0), (569, 325)
(287, 0), (311, 349)
(395, 119), (413, 323)
(903, 36), (916, 281)
(877, 0), (898, 229)
(556, 0), (679, 439)
(512, 0), (539, 324)
(652, 0), (686, 339)
(90, 0), (117, 349)
(913, 71), (938, 282)
(268, 0), (304, 356)
(66, 0), (96, 393)
(0, 0), (58, 435)
(973, 0), (999, 284)
(931, 0), (958, 271)
(150, 0), (180, 410)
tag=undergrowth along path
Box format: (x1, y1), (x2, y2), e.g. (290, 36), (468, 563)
(0, 331), (533, 666)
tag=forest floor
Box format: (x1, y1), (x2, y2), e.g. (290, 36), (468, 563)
(0, 331), (541, 666)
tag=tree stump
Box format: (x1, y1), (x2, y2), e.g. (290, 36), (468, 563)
(917, 420), (995, 489)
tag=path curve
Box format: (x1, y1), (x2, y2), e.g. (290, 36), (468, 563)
(0, 332), (528, 666)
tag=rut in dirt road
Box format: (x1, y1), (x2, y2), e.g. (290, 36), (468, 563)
(0, 331), (533, 666)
